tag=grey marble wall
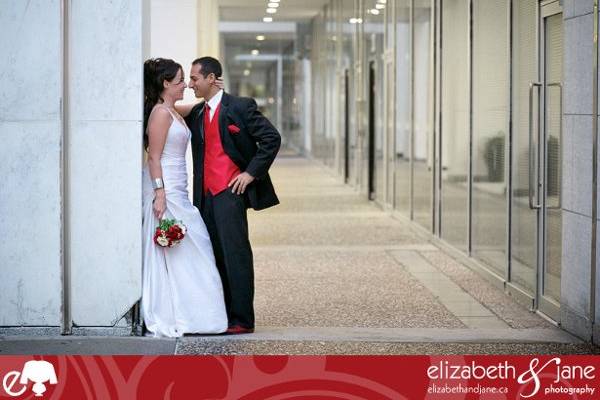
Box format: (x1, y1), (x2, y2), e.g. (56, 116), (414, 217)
(68, 0), (143, 326)
(1, 0), (143, 328)
(561, 0), (596, 340)
(0, 0), (63, 325)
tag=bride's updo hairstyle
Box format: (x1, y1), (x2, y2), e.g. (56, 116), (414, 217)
(143, 58), (182, 150)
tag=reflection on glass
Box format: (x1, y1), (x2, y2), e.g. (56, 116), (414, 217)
(342, 0), (357, 184)
(543, 12), (562, 305)
(413, 0), (434, 230)
(395, 0), (411, 215)
(383, 0), (395, 204)
(472, 0), (509, 277)
(440, 0), (469, 251)
(511, 0), (537, 294)
(366, 5), (385, 201)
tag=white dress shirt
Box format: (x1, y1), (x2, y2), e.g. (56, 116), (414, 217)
(206, 89), (224, 122)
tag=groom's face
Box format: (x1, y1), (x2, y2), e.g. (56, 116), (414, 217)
(188, 64), (213, 99)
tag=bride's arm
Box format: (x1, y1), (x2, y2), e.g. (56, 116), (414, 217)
(175, 77), (226, 117)
(174, 103), (196, 118)
(147, 107), (172, 220)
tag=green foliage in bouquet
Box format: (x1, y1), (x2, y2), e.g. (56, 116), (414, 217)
(158, 218), (181, 231)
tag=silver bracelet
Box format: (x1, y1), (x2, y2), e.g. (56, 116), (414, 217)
(152, 178), (164, 190)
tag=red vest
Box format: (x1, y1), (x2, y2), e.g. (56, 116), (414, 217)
(203, 103), (240, 195)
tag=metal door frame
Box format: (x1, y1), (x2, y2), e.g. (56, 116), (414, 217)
(536, 0), (562, 321)
(368, 60), (376, 200)
(383, 0), (397, 208)
(344, 69), (350, 183)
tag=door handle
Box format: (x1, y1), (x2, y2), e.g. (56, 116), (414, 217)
(546, 82), (562, 210)
(529, 82), (542, 210)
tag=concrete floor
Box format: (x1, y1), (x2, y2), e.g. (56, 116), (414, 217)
(1, 156), (597, 355)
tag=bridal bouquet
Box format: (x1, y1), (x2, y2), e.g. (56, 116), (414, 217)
(154, 219), (187, 248)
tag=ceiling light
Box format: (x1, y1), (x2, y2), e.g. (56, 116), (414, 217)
(370, 8), (380, 15)
(256, 35), (265, 41)
(268, 2), (279, 7)
(266, 8), (277, 14)
(377, 0), (387, 3)
(375, 3), (385, 9)
(243, 69), (250, 76)
(251, 49), (260, 55)
(263, 16), (273, 22)
(349, 17), (363, 24)
(270, 0), (280, 2)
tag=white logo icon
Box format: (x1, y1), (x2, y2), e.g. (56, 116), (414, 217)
(2, 360), (58, 397)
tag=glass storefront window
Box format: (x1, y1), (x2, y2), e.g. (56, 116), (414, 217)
(395, 0), (411, 215)
(413, 0), (434, 230)
(472, 0), (509, 277)
(440, 0), (469, 251)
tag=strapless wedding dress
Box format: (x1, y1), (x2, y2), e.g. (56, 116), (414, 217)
(141, 107), (227, 337)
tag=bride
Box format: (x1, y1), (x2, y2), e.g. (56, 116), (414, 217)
(141, 58), (227, 337)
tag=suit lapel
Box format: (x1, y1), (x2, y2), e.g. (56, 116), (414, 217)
(218, 92), (229, 146)
(198, 104), (205, 141)
(217, 92), (247, 169)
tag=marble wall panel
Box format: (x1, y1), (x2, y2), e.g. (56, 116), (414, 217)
(561, 210), (592, 317)
(0, 121), (62, 325)
(69, 0), (143, 121)
(69, 121), (142, 326)
(68, 0), (143, 326)
(0, 0), (61, 121)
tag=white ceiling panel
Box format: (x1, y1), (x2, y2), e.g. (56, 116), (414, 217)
(218, 0), (330, 22)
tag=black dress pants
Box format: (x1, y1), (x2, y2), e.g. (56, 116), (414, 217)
(201, 189), (254, 329)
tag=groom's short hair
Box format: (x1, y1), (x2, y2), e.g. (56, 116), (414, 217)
(192, 57), (222, 78)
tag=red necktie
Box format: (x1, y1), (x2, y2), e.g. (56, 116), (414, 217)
(205, 103), (211, 122)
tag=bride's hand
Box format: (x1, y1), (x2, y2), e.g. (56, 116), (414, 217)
(214, 77), (225, 90)
(153, 189), (167, 220)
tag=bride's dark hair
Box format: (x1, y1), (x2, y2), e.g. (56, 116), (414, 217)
(143, 58), (182, 150)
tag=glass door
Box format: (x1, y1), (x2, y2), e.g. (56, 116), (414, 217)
(510, 0), (562, 321)
(538, 0), (563, 320)
(413, 0), (435, 231)
(510, 0), (538, 305)
(395, 0), (412, 215)
(384, 0), (396, 206)
(440, 0), (469, 252)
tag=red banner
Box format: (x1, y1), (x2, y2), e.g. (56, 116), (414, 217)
(0, 355), (598, 399)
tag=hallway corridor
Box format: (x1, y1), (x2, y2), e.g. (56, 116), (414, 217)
(1, 156), (598, 355)
(176, 157), (597, 354)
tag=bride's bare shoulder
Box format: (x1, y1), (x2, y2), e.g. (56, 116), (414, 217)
(148, 106), (172, 127)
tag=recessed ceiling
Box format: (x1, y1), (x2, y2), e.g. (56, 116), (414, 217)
(218, 0), (331, 22)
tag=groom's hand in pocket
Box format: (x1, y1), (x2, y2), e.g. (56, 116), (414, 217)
(229, 172), (255, 195)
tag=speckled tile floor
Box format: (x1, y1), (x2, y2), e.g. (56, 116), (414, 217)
(2, 156), (596, 355)
(176, 340), (600, 355)
(177, 156), (595, 355)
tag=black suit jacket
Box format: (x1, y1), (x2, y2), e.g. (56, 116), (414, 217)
(184, 92), (281, 211)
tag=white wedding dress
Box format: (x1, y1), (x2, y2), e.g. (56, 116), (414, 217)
(142, 107), (228, 337)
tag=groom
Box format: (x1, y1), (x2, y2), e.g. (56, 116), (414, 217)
(184, 57), (281, 334)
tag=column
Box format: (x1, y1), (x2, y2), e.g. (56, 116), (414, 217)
(69, 0), (143, 326)
(0, 0), (63, 326)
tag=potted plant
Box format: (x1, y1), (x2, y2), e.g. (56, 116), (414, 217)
(484, 131), (505, 182)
